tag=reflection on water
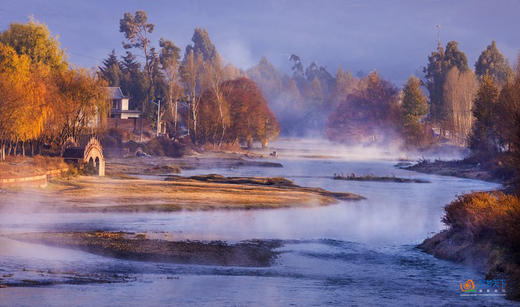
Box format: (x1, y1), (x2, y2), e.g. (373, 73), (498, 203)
(0, 139), (513, 306)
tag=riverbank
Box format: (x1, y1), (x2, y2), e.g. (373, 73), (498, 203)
(419, 192), (520, 300)
(402, 159), (498, 182)
(105, 152), (282, 177)
(333, 173), (429, 183)
(0, 151), (362, 212)
(4, 231), (282, 267)
(0, 156), (68, 179)
(0, 174), (363, 213)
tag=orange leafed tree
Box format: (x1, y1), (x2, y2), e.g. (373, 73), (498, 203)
(0, 20), (108, 159)
(0, 42), (51, 157)
(197, 77), (279, 147)
(326, 71), (402, 145)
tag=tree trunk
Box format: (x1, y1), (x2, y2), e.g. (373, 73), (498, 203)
(174, 100), (178, 134)
(22, 141), (25, 157)
(191, 98), (198, 144)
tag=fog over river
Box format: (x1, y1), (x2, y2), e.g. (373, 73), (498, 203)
(0, 139), (513, 306)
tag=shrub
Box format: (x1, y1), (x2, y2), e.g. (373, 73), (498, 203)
(443, 192), (520, 252)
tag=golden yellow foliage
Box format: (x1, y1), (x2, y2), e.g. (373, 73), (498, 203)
(0, 21), (107, 159)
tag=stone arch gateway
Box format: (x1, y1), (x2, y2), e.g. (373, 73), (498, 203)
(63, 137), (105, 176)
(83, 138), (105, 176)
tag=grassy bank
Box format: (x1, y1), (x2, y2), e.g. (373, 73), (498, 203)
(419, 192), (520, 300)
(0, 156), (68, 178)
(0, 173), (363, 213)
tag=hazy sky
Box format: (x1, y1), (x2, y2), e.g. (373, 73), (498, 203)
(1, 0), (519, 84)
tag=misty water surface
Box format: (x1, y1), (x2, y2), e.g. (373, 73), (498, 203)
(0, 139), (515, 306)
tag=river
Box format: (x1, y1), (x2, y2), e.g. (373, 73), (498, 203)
(0, 138), (515, 306)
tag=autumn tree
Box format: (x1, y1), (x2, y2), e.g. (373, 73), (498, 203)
(198, 78), (279, 147)
(51, 69), (108, 147)
(402, 75), (429, 147)
(180, 49), (205, 142)
(442, 67), (479, 145)
(327, 71), (401, 144)
(0, 43), (48, 157)
(202, 54), (229, 146)
(0, 20), (66, 157)
(495, 73), (520, 151)
(222, 63), (243, 80)
(475, 41), (513, 87)
(332, 67), (357, 109)
(0, 19), (67, 71)
(0, 20), (108, 158)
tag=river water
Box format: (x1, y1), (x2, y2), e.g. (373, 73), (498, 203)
(0, 139), (516, 306)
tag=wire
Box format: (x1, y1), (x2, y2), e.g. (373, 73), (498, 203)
(67, 50), (105, 63)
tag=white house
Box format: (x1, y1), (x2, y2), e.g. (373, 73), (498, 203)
(107, 87), (141, 119)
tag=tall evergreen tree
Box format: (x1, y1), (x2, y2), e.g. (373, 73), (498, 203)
(185, 28), (217, 62)
(475, 41), (514, 86)
(469, 75), (499, 157)
(424, 41), (469, 126)
(120, 51), (148, 110)
(402, 75), (429, 147)
(403, 76), (429, 121)
(445, 41), (469, 72)
(99, 49), (123, 87)
(289, 54), (305, 81)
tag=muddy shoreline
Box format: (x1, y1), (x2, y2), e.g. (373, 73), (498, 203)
(402, 159), (498, 182)
(333, 174), (429, 183)
(4, 232), (282, 267)
(105, 153), (282, 178)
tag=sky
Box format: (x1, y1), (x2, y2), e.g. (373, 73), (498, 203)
(1, 0), (519, 85)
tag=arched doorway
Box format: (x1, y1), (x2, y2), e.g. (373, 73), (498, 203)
(95, 157), (100, 175)
(83, 138), (105, 176)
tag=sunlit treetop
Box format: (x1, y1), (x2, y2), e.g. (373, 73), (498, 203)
(119, 11), (154, 50)
(0, 19), (68, 71)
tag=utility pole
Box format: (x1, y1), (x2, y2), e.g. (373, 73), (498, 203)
(150, 98), (161, 137)
(436, 24), (441, 47)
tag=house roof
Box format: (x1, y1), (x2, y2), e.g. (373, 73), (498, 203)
(107, 87), (129, 100)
